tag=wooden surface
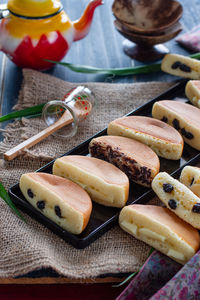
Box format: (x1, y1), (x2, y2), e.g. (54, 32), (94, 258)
(0, 0), (200, 284)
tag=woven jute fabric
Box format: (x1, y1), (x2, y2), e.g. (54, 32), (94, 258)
(0, 69), (173, 279)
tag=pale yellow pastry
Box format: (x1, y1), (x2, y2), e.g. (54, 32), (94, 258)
(180, 166), (200, 200)
(119, 204), (200, 264)
(152, 100), (200, 150)
(53, 155), (129, 208)
(19, 172), (92, 235)
(161, 53), (200, 79)
(152, 172), (200, 229)
(107, 116), (183, 160)
(185, 80), (200, 108)
(89, 135), (160, 187)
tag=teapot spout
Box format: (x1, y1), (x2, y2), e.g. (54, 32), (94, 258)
(73, 0), (103, 42)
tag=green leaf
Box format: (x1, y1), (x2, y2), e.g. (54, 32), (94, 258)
(0, 103), (45, 123)
(113, 247), (155, 287)
(0, 182), (26, 222)
(46, 52), (200, 76)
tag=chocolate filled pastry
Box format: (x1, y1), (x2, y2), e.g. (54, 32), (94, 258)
(119, 204), (200, 264)
(161, 53), (200, 79)
(53, 155), (129, 208)
(152, 172), (200, 229)
(19, 173), (92, 234)
(89, 135), (160, 187)
(180, 166), (200, 199)
(107, 116), (183, 160)
(152, 100), (200, 150)
(185, 80), (200, 108)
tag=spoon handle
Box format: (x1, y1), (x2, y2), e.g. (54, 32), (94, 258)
(4, 113), (73, 161)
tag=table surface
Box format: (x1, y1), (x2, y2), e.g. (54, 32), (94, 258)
(0, 0), (200, 297)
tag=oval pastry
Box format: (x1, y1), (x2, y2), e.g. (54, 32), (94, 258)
(180, 166), (200, 199)
(119, 204), (200, 264)
(53, 155), (129, 208)
(152, 100), (200, 150)
(185, 80), (200, 108)
(19, 173), (92, 234)
(152, 172), (200, 229)
(161, 53), (200, 79)
(107, 115), (183, 160)
(89, 135), (160, 187)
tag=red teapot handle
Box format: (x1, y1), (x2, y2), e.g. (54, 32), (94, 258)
(0, 4), (9, 19)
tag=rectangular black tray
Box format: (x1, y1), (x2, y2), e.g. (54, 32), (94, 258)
(8, 79), (200, 249)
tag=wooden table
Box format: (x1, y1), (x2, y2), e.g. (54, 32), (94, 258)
(0, 0), (200, 296)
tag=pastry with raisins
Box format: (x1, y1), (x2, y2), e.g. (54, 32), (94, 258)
(180, 166), (200, 202)
(119, 204), (200, 264)
(152, 172), (200, 229)
(19, 173), (92, 234)
(152, 100), (200, 150)
(161, 53), (200, 79)
(185, 80), (200, 108)
(107, 116), (183, 160)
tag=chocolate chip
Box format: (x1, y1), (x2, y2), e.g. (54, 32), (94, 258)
(172, 119), (180, 130)
(55, 205), (62, 218)
(171, 61), (181, 69)
(168, 199), (177, 210)
(192, 203), (200, 213)
(27, 188), (34, 198)
(37, 201), (45, 210)
(163, 183), (174, 193)
(161, 116), (168, 123)
(190, 177), (194, 186)
(179, 64), (191, 72)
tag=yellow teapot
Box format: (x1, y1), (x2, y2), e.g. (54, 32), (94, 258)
(0, 0), (103, 70)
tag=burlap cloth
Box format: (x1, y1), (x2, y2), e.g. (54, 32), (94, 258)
(0, 69), (173, 279)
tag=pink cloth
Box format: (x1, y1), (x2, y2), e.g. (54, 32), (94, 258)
(176, 25), (200, 52)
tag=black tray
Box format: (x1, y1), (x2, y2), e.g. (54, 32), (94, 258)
(8, 79), (200, 249)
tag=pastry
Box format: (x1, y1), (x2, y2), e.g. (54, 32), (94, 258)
(152, 100), (200, 150)
(119, 204), (200, 264)
(152, 172), (200, 229)
(89, 135), (160, 187)
(19, 172), (92, 235)
(107, 116), (183, 160)
(161, 53), (200, 79)
(53, 155), (129, 208)
(180, 165), (200, 199)
(185, 80), (200, 108)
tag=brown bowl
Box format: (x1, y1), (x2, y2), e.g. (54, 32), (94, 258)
(114, 19), (182, 46)
(112, 0), (183, 35)
(114, 19), (182, 61)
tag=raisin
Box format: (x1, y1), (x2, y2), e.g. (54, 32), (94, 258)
(161, 116), (168, 123)
(172, 119), (180, 130)
(179, 64), (191, 72)
(192, 203), (200, 213)
(163, 183), (174, 193)
(181, 128), (186, 136)
(168, 199), (177, 210)
(181, 128), (193, 139)
(171, 61), (181, 69)
(37, 201), (45, 210)
(27, 188), (34, 198)
(184, 131), (194, 140)
(190, 177), (194, 186)
(55, 205), (62, 218)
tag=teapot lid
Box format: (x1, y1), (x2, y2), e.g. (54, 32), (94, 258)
(7, 0), (62, 18)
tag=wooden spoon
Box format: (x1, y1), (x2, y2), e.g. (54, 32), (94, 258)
(4, 99), (92, 161)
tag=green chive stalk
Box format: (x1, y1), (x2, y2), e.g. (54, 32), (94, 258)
(46, 52), (200, 76)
